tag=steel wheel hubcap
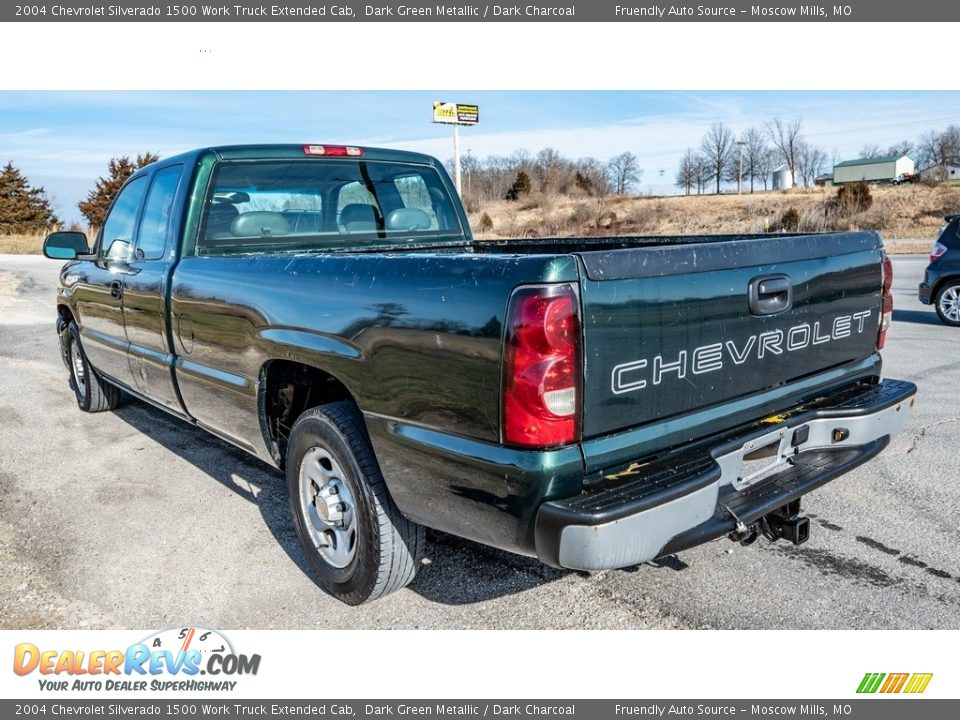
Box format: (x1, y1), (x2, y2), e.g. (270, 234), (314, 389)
(70, 342), (86, 395)
(299, 446), (357, 569)
(940, 287), (960, 322)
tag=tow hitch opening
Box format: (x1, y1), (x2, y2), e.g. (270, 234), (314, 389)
(727, 499), (810, 547)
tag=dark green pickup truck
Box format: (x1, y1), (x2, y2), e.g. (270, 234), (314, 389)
(44, 144), (916, 604)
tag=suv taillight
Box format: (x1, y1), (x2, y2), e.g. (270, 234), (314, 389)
(503, 284), (581, 448)
(930, 242), (948, 264)
(878, 251), (893, 350)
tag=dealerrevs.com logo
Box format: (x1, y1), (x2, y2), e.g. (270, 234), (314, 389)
(13, 627), (260, 692)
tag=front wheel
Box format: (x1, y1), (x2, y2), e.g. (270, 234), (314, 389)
(66, 322), (121, 412)
(286, 402), (424, 605)
(935, 281), (960, 326)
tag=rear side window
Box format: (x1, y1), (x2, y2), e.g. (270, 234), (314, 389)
(195, 159), (462, 255)
(938, 218), (960, 249)
(136, 165), (183, 260)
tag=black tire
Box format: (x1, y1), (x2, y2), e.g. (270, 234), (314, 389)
(66, 322), (121, 412)
(286, 401), (424, 605)
(934, 280), (960, 327)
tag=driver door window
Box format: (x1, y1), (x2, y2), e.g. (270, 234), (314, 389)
(100, 176), (148, 261)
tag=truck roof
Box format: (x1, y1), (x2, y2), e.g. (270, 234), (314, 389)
(150, 144), (441, 168)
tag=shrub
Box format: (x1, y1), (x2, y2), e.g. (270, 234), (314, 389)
(574, 171), (593, 194)
(598, 211), (617, 229)
(834, 180), (873, 216)
(779, 207), (800, 231)
(569, 203), (593, 228)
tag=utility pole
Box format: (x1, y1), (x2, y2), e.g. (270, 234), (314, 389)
(736, 140), (745, 195)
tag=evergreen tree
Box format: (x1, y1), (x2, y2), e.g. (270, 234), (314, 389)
(78, 153), (159, 227)
(0, 161), (59, 234)
(504, 170), (532, 200)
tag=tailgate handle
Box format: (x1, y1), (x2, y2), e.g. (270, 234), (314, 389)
(749, 275), (792, 316)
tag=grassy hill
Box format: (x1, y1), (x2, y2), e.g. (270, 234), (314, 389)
(469, 182), (960, 252)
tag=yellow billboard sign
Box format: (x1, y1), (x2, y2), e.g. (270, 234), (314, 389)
(432, 101), (479, 126)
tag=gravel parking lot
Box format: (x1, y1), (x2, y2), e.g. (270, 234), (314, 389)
(0, 253), (957, 630)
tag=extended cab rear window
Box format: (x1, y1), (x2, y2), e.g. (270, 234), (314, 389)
(195, 159), (463, 255)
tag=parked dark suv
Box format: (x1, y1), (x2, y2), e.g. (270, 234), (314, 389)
(919, 214), (960, 326)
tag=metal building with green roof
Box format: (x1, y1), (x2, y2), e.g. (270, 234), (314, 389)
(832, 154), (915, 184)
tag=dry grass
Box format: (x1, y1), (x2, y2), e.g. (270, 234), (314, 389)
(470, 183), (960, 248)
(0, 234), (45, 254)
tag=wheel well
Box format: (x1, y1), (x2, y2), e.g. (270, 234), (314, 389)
(259, 360), (355, 467)
(56, 305), (75, 365)
(933, 274), (960, 300)
(57, 304), (74, 328)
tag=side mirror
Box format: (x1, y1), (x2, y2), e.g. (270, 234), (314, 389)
(43, 231), (89, 260)
(104, 239), (132, 262)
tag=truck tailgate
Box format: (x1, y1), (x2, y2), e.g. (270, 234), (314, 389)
(577, 232), (883, 439)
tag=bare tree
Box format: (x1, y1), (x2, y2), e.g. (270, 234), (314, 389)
(607, 151), (642, 196)
(796, 141), (828, 188)
(693, 154), (711, 195)
(831, 147), (844, 170)
(859, 143), (882, 159)
(575, 158), (613, 227)
(765, 117), (803, 188)
(534, 147), (566, 193)
(887, 140), (914, 159)
(675, 149), (698, 195)
(917, 126), (960, 174)
(755, 148), (776, 191)
(700, 123), (735, 194)
(739, 127), (769, 193)
(510, 148), (533, 169)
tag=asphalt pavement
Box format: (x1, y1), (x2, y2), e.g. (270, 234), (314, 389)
(0, 253), (957, 630)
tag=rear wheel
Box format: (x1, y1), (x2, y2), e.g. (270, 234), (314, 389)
(286, 402), (424, 605)
(66, 322), (121, 412)
(935, 281), (960, 327)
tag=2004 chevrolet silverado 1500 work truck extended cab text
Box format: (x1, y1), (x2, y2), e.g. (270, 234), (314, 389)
(43, 144), (917, 604)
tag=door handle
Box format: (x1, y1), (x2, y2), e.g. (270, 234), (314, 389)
(748, 274), (792, 316)
(110, 279), (124, 300)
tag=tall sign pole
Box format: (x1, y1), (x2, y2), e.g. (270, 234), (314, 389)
(453, 124), (461, 194)
(432, 101), (479, 198)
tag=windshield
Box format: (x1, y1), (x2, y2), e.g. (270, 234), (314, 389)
(195, 159), (464, 255)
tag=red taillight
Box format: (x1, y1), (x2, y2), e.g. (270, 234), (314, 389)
(878, 251), (893, 350)
(930, 242), (948, 264)
(503, 284), (581, 448)
(303, 145), (364, 157)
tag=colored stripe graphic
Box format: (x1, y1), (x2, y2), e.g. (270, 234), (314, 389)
(880, 673), (909, 693)
(857, 673), (885, 693)
(904, 673), (933, 694)
(857, 672), (932, 694)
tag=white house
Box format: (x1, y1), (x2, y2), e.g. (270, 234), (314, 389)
(919, 164), (960, 182)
